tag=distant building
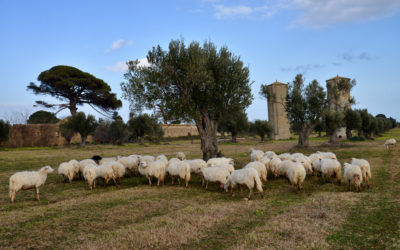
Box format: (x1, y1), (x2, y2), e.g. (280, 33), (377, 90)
(326, 75), (351, 139)
(266, 81), (291, 140)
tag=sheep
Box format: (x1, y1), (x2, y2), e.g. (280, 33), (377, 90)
(244, 161), (267, 183)
(176, 152), (186, 161)
(258, 156), (271, 172)
(96, 163), (117, 187)
(117, 155), (139, 172)
(309, 152), (323, 164)
(58, 162), (76, 183)
(294, 156), (313, 175)
(291, 152), (305, 159)
(207, 157), (234, 167)
(200, 166), (230, 189)
(138, 160), (166, 186)
(384, 138), (396, 150)
(68, 159), (80, 179)
(343, 163), (363, 192)
(310, 153), (324, 175)
(320, 158), (342, 184)
(99, 156), (118, 165)
(166, 161), (191, 187)
(278, 160), (294, 178)
(156, 154), (168, 162)
(139, 155), (155, 163)
(111, 161), (126, 184)
(278, 153), (294, 161)
(269, 157), (282, 178)
(264, 151), (277, 160)
(186, 159), (207, 174)
(9, 166), (54, 203)
(215, 163), (235, 174)
(83, 163), (98, 190)
(169, 157), (181, 165)
(78, 159), (98, 177)
(224, 168), (263, 199)
(320, 151), (337, 160)
(250, 148), (264, 162)
(350, 158), (372, 187)
(287, 162), (306, 191)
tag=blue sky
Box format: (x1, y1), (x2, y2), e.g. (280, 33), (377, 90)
(1, 0), (399, 123)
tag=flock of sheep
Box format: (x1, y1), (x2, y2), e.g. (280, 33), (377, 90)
(9, 137), (388, 203)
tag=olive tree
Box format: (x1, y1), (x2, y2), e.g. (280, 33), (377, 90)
(218, 111), (249, 143)
(262, 74), (326, 147)
(121, 39), (253, 160)
(253, 120), (272, 141)
(63, 112), (97, 146)
(128, 114), (163, 145)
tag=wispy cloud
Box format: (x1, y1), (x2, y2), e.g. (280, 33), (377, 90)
(110, 39), (133, 50)
(292, 0), (400, 28)
(214, 5), (253, 19)
(281, 63), (324, 73)
(105, 58), (150, 73)
(341, 52), (375, 62)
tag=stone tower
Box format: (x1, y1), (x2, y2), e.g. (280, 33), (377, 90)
(267, 81), (291, 140)
(326, 75), (351, 139)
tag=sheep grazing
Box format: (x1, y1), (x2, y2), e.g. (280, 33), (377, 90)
(269, 157), (282, 178)
(207, 157), (234, 167)
(294, 156), (313, 175)
(214, 164), (235, 174)
(224, 168), (263, 199)
(320, 159), (342, 184)
(99, 156), (118, 165)
(278, 153), (294, 161)
(91, 155), (102, 164)
(278, 160), (295, 178)
(58, 162), (76, 183)
(319, 151), (337, 160)
(200, 166), (230, 189)
(138, 160), (166, 186)
(250, 148), (264, 162)
(169, 158), (181, 165)
(258, 156), (271, 172)
(384, 138), (397, 150)
(83, 164), (98, 190)
(96, 163), (117, 187)
(156, 154), (168, 162)
(343, 163), (363, 192)
(78, 159), (98, 177)
(287, 162), (306, 191)
(186, 159), (207, 174)
(9, 166), (54, 203)
(350, 158), (372, 187)
(264, 151), (277, 160)
(118, 155), (139, 172)
(111, 161), (126, 184)
(166, 161), (191, 187)
(176, 152), (186, 161)
(244, 161), (267, 183)
(310, 153), (324, 175)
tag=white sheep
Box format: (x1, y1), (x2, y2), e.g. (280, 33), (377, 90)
(69, 159), (80, 179)
(320, 158), (342, 184)
(78, 159), (98, 177)
(156, 154), (168, 162)
(99, 156), (118, 165)
(139, 155), (155, 163)
(269, 157), (282, 178)
(186, 159), (207, 174)
(224, 168), (263, 199)
(111, 161), (126, 184)
(278, 160), (294, 178)
(384, 138), (396, 150)
(244, 161), (267, 183)
(350, 158), (372, 187)
(9, 166), (54, 203)
(176, 152), (186, 160)
(214, 163), (235, 174)
(200, 166), (230, 189)
(294, 156), (313, 175)
(310, 153), (324, 175)
(343, 163), (363, 192)
(58, 162), (75, 183)
(138, 160), (166, 186)
(83, 163), (98, 191)
(96, 163), (117, 187)
(166, 161), (191, 187)
(309, 152), (323, 164)
(319, 151), (337, 160)
(207, 157), (234, 167)
(258, 156), (271, 172)
(118, 155), (139, 172)
(278, 153), (294, 161)
(250, 148), (264, 162)
(264, 151), (277, 160)
(287, 162), (306, 191)
(169, 157), (181, 165)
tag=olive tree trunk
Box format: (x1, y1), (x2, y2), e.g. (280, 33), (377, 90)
(298, 126), (312, 147)
(80, 135), (87, 147)
(195, 112), (218, 161)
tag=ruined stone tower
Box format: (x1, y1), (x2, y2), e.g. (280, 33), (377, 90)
(326, 75), (351, 139)
(267, 81), (291, 140)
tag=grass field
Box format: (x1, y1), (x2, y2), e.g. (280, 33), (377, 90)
(0, 130), (399, 249)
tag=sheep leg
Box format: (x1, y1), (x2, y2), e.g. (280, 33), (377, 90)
(239, 185), (243, 193)
(35, 187), (40, 201)
(201, 176), (205, 187)
(171, 176), (174, 185)
(248, 188), (253, 199)
(177, 178), (181, 185)
(157, 178), (160, 186)
(10, 191), (15, 203)
(205, 181), (208, 190)
(148, 177), (152, 186)
(185, 179), (189, 188)
(113, 177), (118, 188)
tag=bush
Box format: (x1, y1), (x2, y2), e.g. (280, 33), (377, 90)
(349, 136), (365, 141)
(0, 119), (11, 144)
(27, 110), (59, 124)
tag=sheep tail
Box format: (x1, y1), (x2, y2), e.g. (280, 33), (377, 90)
(254, 175), (263, 193)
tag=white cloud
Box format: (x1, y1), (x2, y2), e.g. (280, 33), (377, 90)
(214, 5), (254, 19)
(105, 61), (128, 72)
(105, 58), (150, 73)
(292, 0), (400, 28)
(111, 39), (133, 50)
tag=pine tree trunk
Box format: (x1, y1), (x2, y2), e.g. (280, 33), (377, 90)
(69, 104), (77, 115)
(195, 112), (218, 161)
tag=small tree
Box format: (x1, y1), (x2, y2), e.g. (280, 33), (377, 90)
(0, 119), (11, 144)
(93, 119), (111, 144)
(345, 109), (361, 139)
(59, 122), (75, 145)
(269, 74), (326, 147)
(27, 110), (59, 124)
(358, 109), (372, 138)
(253, 120), (272, 141)
(128, 114), (163, 145)
(109, 114), (129, 145)
(63, 112), (97, 146)
(218, 111), (249, 142)
(314, 118), (326, 137)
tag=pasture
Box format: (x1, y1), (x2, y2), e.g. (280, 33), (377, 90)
(0, 130), (399, 249)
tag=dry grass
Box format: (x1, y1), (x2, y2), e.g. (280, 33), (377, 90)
(0, 130), (399, 249)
